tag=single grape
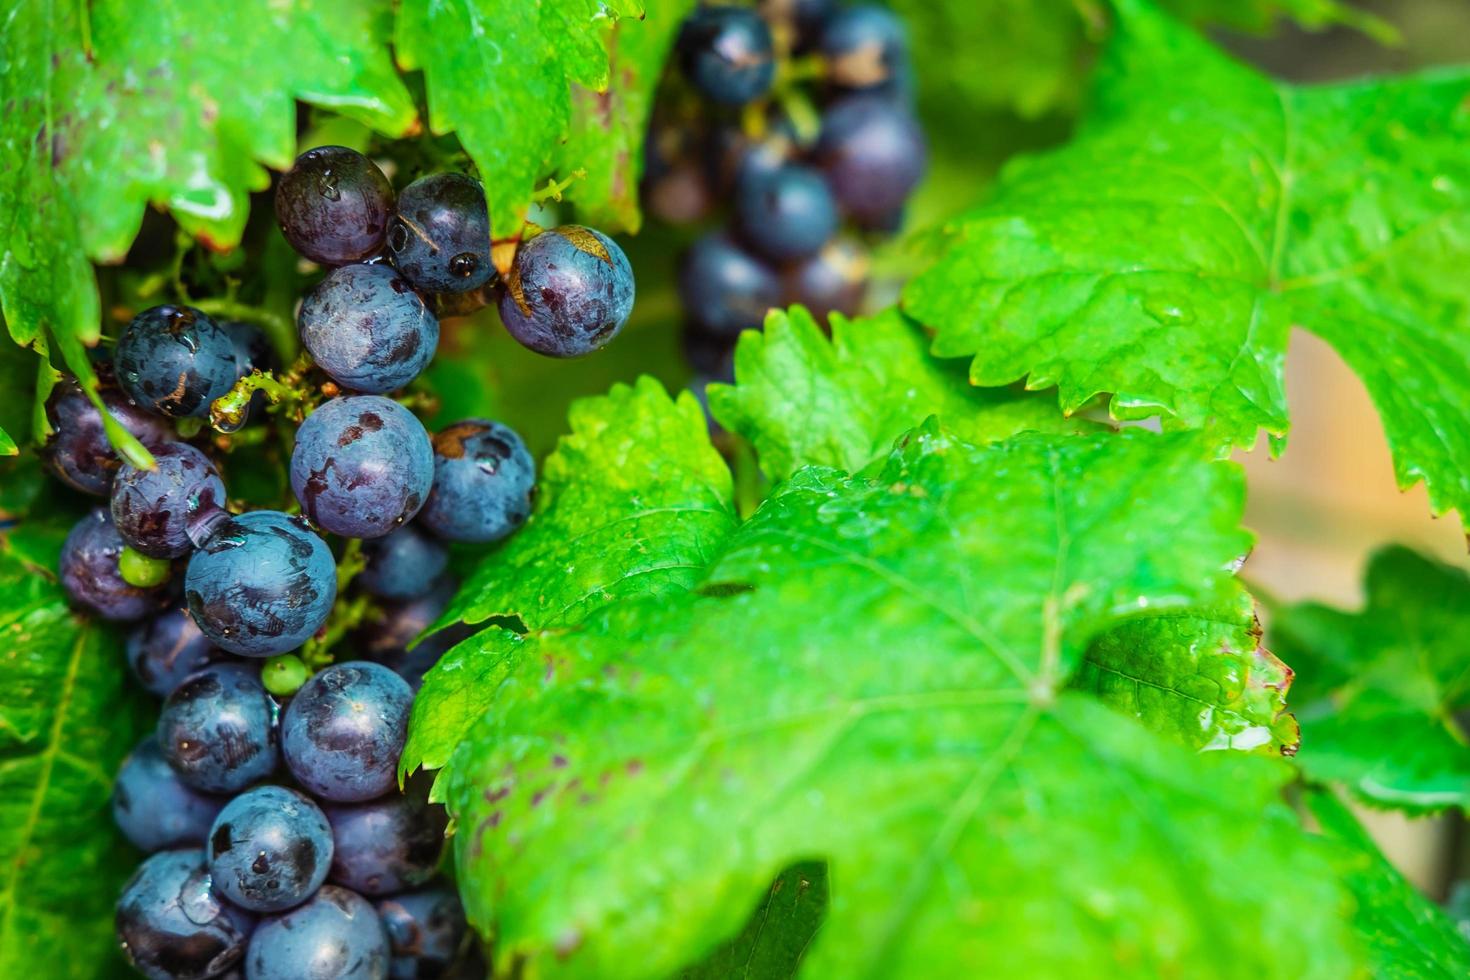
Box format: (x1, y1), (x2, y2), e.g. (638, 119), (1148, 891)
(60, 508), (163, 621)
(814, 95), (927, 226)
(358, 525), (448, 601)
(275, 145), (395, 266)
(323, 791), (447, 896)
(112, 736), (226, 852)
(290, 396), (434, 539)
(185, 510), (337, 656)
(678, 7), (775, 106)
(376, 887), (466, 980)
(282, 661), (413, 803)
(734, 164), (839, 264)
(127, 606), (224, 697)
(782, 238), (870, 326)
(40, 374), (171, 496)
(418, 420), (535, 544)
(677, 232), (781, 338)
(116, 849), (255, 980)
(261, 654), (310, 698)
(387, 173), (493, 294)
(114, 305), (239, 418)
(246, 886), (388, 980)
(357, 576), (475, 691)
(298, 264), (440, 394)
(498, 226), (635, 358)
(157, 662), (280, 793)
(223, 320), (272, 380)
(818, 4), (909, 92)
(208, 785), (334, 913)
(120, 548), (173, 587)
(111, 441), (228, 558)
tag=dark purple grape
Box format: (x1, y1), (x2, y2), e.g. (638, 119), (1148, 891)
(678, 232), (781, 338)
(112, 736), (226, 852)
(323, 791), (447, 896)
(282, 661), (413, 803)
(60, 508), (163, 621)
(815, 95), (927, 226)
(114, 305), (239, 418)
(289, 395), (434, 539)
(157, 662), (280, 793)
(498, 226), (635, 358)
(388, 173), (493, 294)
(128, 607), (225, 697)
(298, 264), (440, 394)
(358, 525), (448, 601)
(818, 4), (909, 93)
(184, 510), (337, 657)
(208, 785), (333, 913)
(110, 442), (227, 558)
(275, 146), (395, 266)
(418, 420), (535, 544)
(246, 886), (388, 980)
(40, 375), (171, 496)
(115, 849), (255, 980)
(678, 6), (775, 106)
(734, 164), (838, 264)
(357, 576), (473, 691)
(782, 238), (869, 326)
(376, 887), (466, 979)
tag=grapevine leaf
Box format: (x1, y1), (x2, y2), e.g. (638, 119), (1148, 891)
(676, 862), (828, 980)
(1272, 547), (1470, 812)
(0, 523), (150, 977)
(903, 0), (1470, 517)
(1075, 583), (1300, 755)
(0, 428), (14, 457)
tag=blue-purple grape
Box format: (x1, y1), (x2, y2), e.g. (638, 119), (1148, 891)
(734, 164), (838, 264)
(298, 264), (440, 394)
(112, 736), (226, 852)
(678, 232), (780, 338)
(115, 849), (255, 980)
(376, 887), (466, 980)
(246, 886), (388, 980)
(418, 420), (535, 544)
(358, 525), (448, 601)
(782, 238), (869, 326)
(276, 146), (395, 266)
(388, 173), (493, 294)
(324, 791), (447, 896)
(282, 661), (413, 803)
(114, 305), (239, 418)
(208, 785), (334, 913)
(128, 607), (225, 697)
(815, 95), (927, 226)
(358, 577), (473, 691)
(290, 396), (434, 539)
(157, 662), (280, 793)
(184, 510), (337, 656)
(40, 374), (171, 496)
(498, 226), (635, 358)
(678, 7), (775, 106)
(111, 442), (228, 558)
(818, 4), (909, 93)
(60, 508), (163, 621)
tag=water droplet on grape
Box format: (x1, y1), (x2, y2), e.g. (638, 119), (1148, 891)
(388, 221), (408, 253)
(449, 252), (479, 278)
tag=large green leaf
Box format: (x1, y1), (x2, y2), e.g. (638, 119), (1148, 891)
(416, 418), (1371, 977)
(903, 0), (1470, 517)
(1272, 547), (1470, 811)
(0, 524), (149, 977)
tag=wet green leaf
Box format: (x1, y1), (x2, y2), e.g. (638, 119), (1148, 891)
(676, 861), (828, 980)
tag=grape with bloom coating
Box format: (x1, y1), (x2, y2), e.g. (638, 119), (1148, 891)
(275, 145), (395, 266)
(298, 264), (439, 394)
(377, 887), (466, 979)
(157, 662), (280, 794)
(115, 849), (254, 980)
(282, 661), (413, 802)
(419, 419), (535, 544)
(815, 94), (927, 227)
(324, 791), (447, 896)
(358, 524), (448, 601)
(40, 374), (170, 496)
(678, 232), (780, 338)
(734, 164), (838, 264)
(114, 305), (238, 418)
(112, 736), (226, 852)
(388, 173), (493, 293)
(60, 508), (162, 621)
(111, 442), (227, 558)
(127, 607), (224, 697)
(246, 885), (388, 980)
(497, 226), (635, 357)
(208, 785), (333, 912)
(678, 6), (775, 106)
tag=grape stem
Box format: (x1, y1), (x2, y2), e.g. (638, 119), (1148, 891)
(208, 352), (320, 433)
(531, 169), (586, 204)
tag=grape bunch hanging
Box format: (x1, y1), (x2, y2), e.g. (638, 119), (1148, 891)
(644, 0), (927, 383)
(40, 147), (635, 979)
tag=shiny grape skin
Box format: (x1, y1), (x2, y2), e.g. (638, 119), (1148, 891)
(678, 6), (775, 106)
(497, 226), (636, 358)
(114, 305), (239, 419)
(387, 173), (493, 294)
(734, 164), (839, 264)
(246, 886), (388, 980)
(376, 887), (466, 980)
(115, 849), (255, 980)
(111, 442), (228, 558)
(323, 791), (447, 896)
(781, 238), (870, 327)
(289, 396), (434, 539)
(184, 510), (337, 656)
(677, 232), (781, 338)
(358, 525), (448, 601)
(157, 662), (280, 793)
(112, 736), (226, 852)
(282, 661), (413, 803)
(418, 420), (535, 544)
(818, 4), (909, 92)
(60, 508), (163, 621)
(127, 607), (225, 697)
(814, 95), (927, 227)
(207, 785), (333, 913)
(298, 264), (440, 394)
(40, 374), (171, 496)
(275, 146), (395, 266)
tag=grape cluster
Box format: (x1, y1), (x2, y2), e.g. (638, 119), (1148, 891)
(643, 1), (927, 385)
(34, 145), (613, 978)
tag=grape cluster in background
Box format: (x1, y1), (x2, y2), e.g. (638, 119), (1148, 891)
(643, 0), (927, 390)
(40, 145), (636, 979)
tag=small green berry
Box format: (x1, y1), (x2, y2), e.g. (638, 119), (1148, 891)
(262, 654), (310, 697)
(118, 547), (170, 588)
